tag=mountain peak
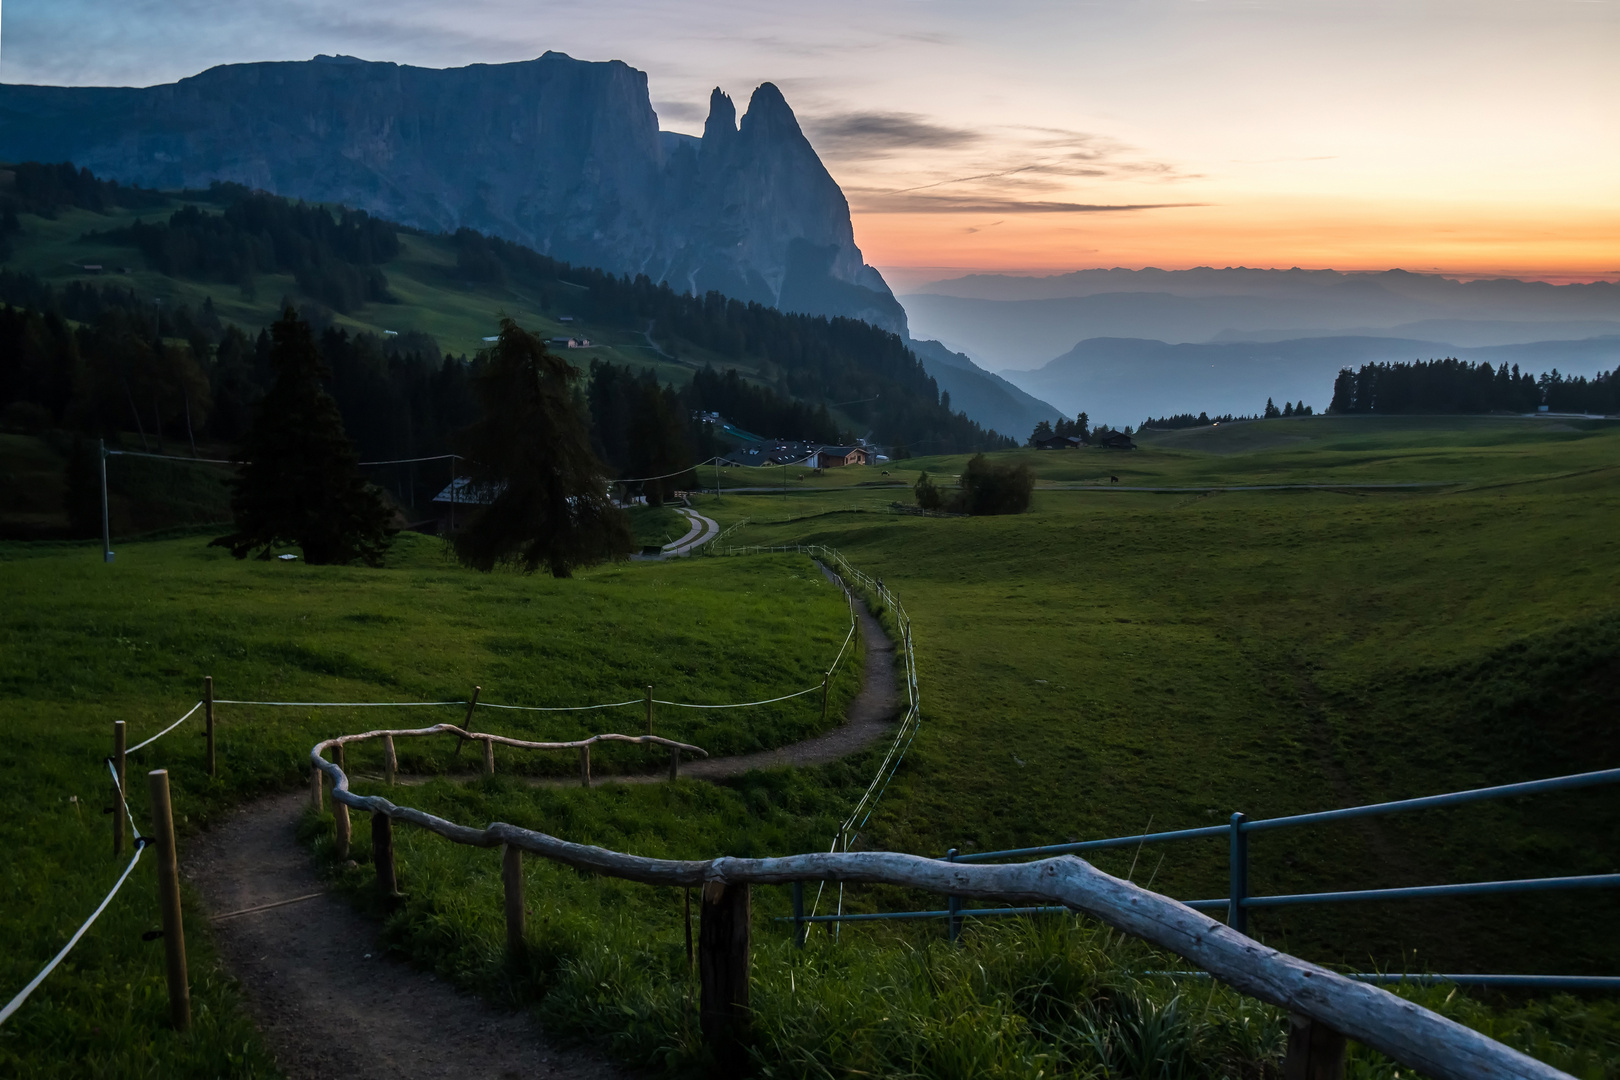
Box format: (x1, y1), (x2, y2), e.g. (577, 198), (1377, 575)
(0, 55), (906, 334)
(703, 88), (738, 148)
(741, 82), (802, 138)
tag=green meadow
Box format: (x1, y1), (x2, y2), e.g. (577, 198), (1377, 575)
(2, 414), (1618, 1077)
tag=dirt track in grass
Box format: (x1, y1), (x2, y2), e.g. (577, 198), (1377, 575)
(183, 562), (898, 1078)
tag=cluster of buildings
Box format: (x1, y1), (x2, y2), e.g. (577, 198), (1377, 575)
(716, 442), (875, 469)
(1033, 430), (1136, 450)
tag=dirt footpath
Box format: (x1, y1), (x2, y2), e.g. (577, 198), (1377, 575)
(182, 561), (898, 1076)
(185, 794), (624, 1080)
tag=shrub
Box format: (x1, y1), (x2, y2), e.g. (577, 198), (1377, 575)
(914, 470), (943, 511)
(956, 453), (1033, 516)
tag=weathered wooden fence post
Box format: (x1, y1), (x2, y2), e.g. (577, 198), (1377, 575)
(669, 746), (680, 782)
(1284, 1014), (1348, 1080)
(372, 811), (398, 896)
(111, 720), (126, 857)
(502, 843), (525, 956)
(1229, 812), (1249, 934)
(699, 880), (751, 1072)
(146, 768), (190, 1032)
(645, 685), (654, 734)
(579, 743), (591, 788)
(332, 748), (350, 860)
(203, 675), (215, 777)
(820, 671), (830, 725)
(483, 736), (496, 777)
(310, 761), (324, 812)
(383, 734), (397, 786)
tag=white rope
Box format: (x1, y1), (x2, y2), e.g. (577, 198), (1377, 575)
(653, 685), (820, 709)
(476, 699), (642, 712)
(125, 701), (203, 754)
(212, 699), (466, 707)
(828, 617), (857, 675)
(1, 762), (147, 1029)
(0, 846), (146, 1027)
(106, 759), (139, 841)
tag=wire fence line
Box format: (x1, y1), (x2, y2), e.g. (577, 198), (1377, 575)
(705, 543), (923, 932)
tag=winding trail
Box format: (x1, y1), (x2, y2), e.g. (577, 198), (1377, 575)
(186, 796), (623, 1080)
(183, 559), (899, 1077)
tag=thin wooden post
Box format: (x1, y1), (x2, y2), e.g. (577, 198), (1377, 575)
(383, 734), (397, 786)
(112, 721), (126, 857)
(483, 736), (495, 777)
(645, 685), (653, 734)
(146, 769), (190, 1032)
(502, 843), (525, 955)
(455, 685), (481, 758)
(669, 746), (680, 782)
(820, 671), (830, 725)
(1284, 1014), (1348, 1080)
(310, 762), (324, 812)
(579, 743), (591, 788)
(792, 880), (806, 948)
(372, 811), (398, 896)
(698, 880), (751, 1072)
(203, 676), (215, 777)
(684, 888), (694, 972)
(334, 799), (351, 860)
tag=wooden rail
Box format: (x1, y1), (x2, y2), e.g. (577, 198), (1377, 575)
(308, 724), (709, 797)
(309, 744), (1570, 1080)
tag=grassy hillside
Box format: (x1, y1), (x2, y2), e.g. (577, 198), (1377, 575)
(0, 535), (858, 1077)
(4, 201), (683, 369)
(2, 418), (1617, 1078)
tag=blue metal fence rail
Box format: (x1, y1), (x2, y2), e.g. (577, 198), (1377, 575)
(781, 766), (1620, 990)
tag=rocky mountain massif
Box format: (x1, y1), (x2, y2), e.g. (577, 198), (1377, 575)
(0, 52), (907, 334)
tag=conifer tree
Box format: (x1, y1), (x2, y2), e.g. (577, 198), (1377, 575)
(453, 319), (631, 577)
(212, 308), (394, 564)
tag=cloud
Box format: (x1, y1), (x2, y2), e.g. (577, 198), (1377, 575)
(848, 191), (1206, 214)
(653, 99), (708, 124)
(807, 111), (983, 156)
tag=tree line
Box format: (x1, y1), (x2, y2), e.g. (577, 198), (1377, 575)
(0, 267), (867, 517)
(87, 185), (399, 313)
(1328, 358), (1619, 415)
(445, 228), (1008, 453)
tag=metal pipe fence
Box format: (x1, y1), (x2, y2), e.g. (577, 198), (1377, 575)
(780, 765), (1620, 990)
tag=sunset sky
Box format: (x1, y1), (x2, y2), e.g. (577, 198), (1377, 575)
(5, 0), (1616, 286)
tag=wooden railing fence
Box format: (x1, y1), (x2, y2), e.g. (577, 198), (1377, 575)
(307, 741), (1571, 1080)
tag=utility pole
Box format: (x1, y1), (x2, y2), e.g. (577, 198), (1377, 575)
(99, 439), (114, 563)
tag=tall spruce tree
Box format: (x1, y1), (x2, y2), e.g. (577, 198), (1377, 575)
(454, 319), (632, 577)
(212, 308), (394, 564)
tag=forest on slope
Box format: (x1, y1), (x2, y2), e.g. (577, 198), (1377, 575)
(0, 162), (1010, 535)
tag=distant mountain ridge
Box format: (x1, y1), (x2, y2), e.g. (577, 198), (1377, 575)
(1002, 334), (1620, 428)
(901, 267), (1620, 370)
(908, 338), (1064, 437)
(0, 52), (907, 334)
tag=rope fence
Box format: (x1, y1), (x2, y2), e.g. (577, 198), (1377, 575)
(0, 760), (151, 1028)
(126, 700), (203, 754)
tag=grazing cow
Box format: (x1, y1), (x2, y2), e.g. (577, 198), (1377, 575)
(1110, 475), (1120, 484)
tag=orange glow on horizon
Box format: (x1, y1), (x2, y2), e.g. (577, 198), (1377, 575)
(853, 197), (1620, 290)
